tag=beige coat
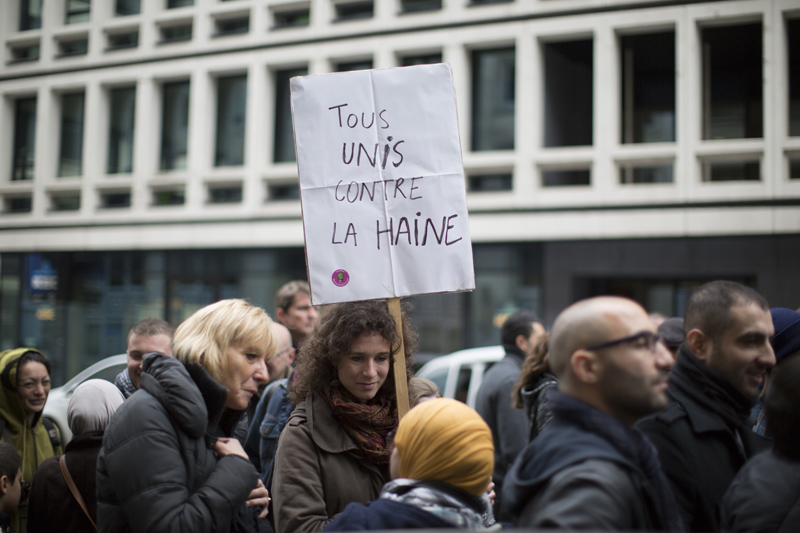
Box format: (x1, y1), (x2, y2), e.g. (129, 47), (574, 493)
(272, 391), (387, 533)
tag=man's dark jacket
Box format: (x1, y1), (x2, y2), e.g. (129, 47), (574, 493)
(637, 346), (769, 532)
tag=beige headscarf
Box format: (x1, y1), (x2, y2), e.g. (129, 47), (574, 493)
(67, 379), (125, 436)
(395, 398), (494, 496)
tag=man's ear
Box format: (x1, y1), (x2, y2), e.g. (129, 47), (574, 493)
(276, 308), (286, 324)
(570, 349), (601, 385)
(0, 475), (8, 496)
(686, 329), (711, 361)
(515, 334), (529, 353)
(288, 347), (296, 365)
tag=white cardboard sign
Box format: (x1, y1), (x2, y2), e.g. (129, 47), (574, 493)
(291, 63), (475, 305)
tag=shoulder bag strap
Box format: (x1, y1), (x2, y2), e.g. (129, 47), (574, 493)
(59, 455), (97, 532)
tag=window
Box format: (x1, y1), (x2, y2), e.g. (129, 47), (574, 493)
(58, 92), (85, 177)
(208, 186), (242, 203)
(268, 183), (300, 200)
(58, 38), (89, 56)
(51, 194), (81, 211)
(215, 75), (247, 167)
(621, 32), (675, 144)
(400, 0), (441, 13)
(542, 169), (591, 187)
(214, 16), (250, 36)
(160, 80), (190, 171)
(702, 23), (762, 140)
(468, 173), (512, 191)
(789, 19), (800, 137)
(66, 0), (91, 24)
(10, 43), (40, 62)
(153, 189), (185, 206)
(12, 97), (36, 181)
(19, 0), (42, 31)
(543, 39), (593, 147)
(401, 52), (442, 66)
(108, 87), (136, 174)
(115, 0), (140, 16)
(619, 164), (673, 184)
(272, 7), (310, 28)
(702, 160), (760, 182)
(107, 31), (139, 50)
(167, 0), (193, 8)
(333, 1), (373, 22)
(274, 67), (307, 163)
(100, 192), (131, 208)
(472, 47), (515, 151)
(791, 157), (800, 180)
(5, 197), (32, 213)
(335, 59), (373, 72)
(160, 23), (192, 43)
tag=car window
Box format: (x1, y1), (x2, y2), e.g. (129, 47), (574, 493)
(424, 368), (448, 397)
(454, 367), (471, 404)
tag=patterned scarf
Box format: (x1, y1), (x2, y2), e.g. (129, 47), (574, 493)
(114, 368), (137, 399)
(322, 384), (397, 465)
(381, 478), (495, 529)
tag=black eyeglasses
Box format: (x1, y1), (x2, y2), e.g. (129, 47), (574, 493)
(585, 331), (665, 353)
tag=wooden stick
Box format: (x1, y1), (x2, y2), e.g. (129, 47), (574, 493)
(388, 297), (410, 419)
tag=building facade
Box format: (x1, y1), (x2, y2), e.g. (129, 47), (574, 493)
(1, 0), (798, 383)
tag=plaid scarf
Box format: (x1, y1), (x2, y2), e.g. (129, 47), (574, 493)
(114, 368), (137, 399)
(322, 384), (397, 465)
(381, 478), (494, 529)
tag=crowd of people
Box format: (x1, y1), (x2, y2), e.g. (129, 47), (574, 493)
(0, 278), (797, 532)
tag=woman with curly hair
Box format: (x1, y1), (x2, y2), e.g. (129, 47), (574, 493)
(272, 300), (417, 533)
(512, 333), (557, 443)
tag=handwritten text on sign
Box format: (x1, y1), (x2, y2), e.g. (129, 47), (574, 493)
(291, 64), (475, 305)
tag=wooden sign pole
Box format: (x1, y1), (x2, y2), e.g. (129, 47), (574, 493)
(388, 298), (410, 419)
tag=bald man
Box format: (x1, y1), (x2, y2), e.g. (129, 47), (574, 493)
(267, 323), (295, 385)
(502, 297), (683, 531)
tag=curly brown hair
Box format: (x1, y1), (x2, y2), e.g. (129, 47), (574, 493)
(512, 332), (551, 409)
(289, 299), (417, 404)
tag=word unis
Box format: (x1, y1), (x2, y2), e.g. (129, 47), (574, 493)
(334, 177), (423, 203)
(330, 213), (463, 250)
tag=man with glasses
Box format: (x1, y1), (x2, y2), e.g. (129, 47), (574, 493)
(502, 296), (683, 531)
(638, 280), (775, 532)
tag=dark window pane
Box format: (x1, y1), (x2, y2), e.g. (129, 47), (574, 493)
(619, 165), (673, 184)
(101, 192), (131, 208)
(153, 190), (185, 206)
(59, 92), (85, 177)
(160, 24), (192, 43)
(472, 47), (515, 151)
(543, 39), (593, 147)
(542, 169), (591, 187)
(215, 17), (249, 36)
(401, 53), (442, 66)
(400, 0), (441, 12)
(108, 87), (136, 174)
(334, 2), (373, 21)
(790, 158), (800, 180)
(5, 197), (32, 213)
(789, 19), (800, 137)
(208, 186), (242, 203)
(468, 173), (512, 191)
(107, 31), (139, 50)
(160, 80), (190, 171)
(704, 161), (760, 181)
(19, 0), (43, 31)
(702, 23), (762, 139)
(66, 0), (91, 24)
(115, 0), (140, 15)
(621, 32), (675, 143)
(167, 0), (193, 7)
(59, 39), (89, 56)
(215, 75), (247, 167)
(273, 9), (310, 28)
(12, 97), (37, 181)
(335, 60), (373, 72)
(10, 44), (40, 62)
(269, 183), (300, 200)
(51, 195), (81, 211)
(274, 67), (307, 163)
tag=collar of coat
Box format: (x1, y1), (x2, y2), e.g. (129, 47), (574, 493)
(300, 391), (368, 456)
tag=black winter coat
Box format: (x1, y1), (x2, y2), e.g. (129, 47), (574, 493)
(27, 430), (104, 532)
(720, 450), (800, 533)
(96, 354), (260, 533)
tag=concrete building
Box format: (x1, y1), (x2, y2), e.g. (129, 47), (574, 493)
(1, 0), (798, 382)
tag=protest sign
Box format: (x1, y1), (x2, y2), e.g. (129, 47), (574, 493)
(291, 63), (475, 305)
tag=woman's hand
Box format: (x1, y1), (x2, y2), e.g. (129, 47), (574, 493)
(213, 437), (249, 460)
(486, 477), (496, 507)
(246, 479), (270, 519)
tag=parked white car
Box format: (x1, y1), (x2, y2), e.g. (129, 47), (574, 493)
(42, 354), (127, 444)
(414, 346), (505, 409)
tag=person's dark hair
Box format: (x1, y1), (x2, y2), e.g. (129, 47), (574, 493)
(765, 355), (800, 461)
(128, 317), (174, 344)
(0, 442), (21, 481)
(501, 310), (541, 347)
(275, 280), (310, 312)
(683, 281), (769, 344)
(513, 333), (551, 409)
(17, 350), (52, 380)
(289, 300), (417, 404)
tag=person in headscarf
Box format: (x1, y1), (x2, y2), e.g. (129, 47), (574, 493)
(324, 398), (496, 531)
(27, 380), (124, 532)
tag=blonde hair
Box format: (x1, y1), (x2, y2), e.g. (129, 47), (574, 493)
(173, 299), (277, 383)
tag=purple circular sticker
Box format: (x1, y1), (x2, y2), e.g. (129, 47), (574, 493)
(332, 269), (350, 287)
